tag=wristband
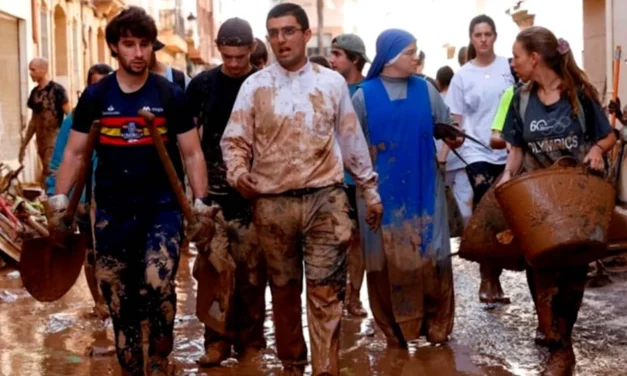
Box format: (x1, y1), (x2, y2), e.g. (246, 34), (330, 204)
(593, 144), (604, 153)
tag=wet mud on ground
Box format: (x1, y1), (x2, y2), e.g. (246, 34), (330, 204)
(1, 240), (627, 375)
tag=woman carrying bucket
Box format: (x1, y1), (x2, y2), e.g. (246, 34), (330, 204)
(499, 26), (616, 350)
(446, 15), (516, 305)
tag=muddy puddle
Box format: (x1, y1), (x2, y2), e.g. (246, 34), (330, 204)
(0, 240), (626, 375)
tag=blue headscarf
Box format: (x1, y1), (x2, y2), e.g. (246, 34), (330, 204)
(366, 29), (417, 80)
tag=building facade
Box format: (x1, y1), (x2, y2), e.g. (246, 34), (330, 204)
(581, 0), (627, 103)
(0, 0), (120, 181)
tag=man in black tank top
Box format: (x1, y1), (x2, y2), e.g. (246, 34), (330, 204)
(185, 17), (265, 366)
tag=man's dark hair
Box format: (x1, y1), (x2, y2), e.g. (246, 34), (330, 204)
(436, 65), (454, 91)
(105, 6), (158, 57)
(343, 49), (366, 72)
(87, 63), (113, 86)
(457, 46), (468, 66)
(309, 55), (330, 68)
(417, 50), (426, 65)
(251, 38), (268, 67)
(267, 3), (309, 30)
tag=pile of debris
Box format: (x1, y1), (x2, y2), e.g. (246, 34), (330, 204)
(0, 163), (48, 264)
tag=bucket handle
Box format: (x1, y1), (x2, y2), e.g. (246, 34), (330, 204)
(550, 156), (606, 179)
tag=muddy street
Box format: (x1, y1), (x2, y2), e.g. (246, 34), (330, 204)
(0, 240), (626, 376)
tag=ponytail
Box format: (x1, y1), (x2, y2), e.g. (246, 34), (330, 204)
(559, 49), (600, 116)
(516, 27), (600, 117)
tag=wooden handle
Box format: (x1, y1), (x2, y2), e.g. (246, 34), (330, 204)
(138, 110), (194, 222)
(610, 46), (623, 181)
(611, 46), (622, 128)
(65, 120), (101, 222)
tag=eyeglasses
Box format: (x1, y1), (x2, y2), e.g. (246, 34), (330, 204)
(267, 27), (304, 40)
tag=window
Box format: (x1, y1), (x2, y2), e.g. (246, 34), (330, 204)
(307, 33), (332, 57)
(40, 8), (48, 59)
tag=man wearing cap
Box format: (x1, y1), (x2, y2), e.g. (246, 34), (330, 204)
(221, 3), (382, 375)
(329, 34), (369, 96)
(328, 33), (370, 318)
(185, 17), (266, 365)
(151, 39), (190, 90)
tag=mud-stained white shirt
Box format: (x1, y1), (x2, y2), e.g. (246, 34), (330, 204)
(221, 61), (381, 205)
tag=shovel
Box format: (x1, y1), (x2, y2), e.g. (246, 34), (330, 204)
(434, 122), (491, 151)
(138, 110), (236, 334)
(20, 121), (101, 302)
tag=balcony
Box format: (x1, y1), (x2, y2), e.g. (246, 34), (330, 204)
(158, 9), (188, 54)
(91, 0), (125, 15)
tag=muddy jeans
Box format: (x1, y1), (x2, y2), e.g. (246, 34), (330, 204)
(345, 185), (365, 304)
(37, 140), (55, 188)
(200, 217), (267, 353)
(526, 264), (588, 346)
(94, 207), (182, 375)
(253, 185), (352, 376)
(466, 162), (506, 287)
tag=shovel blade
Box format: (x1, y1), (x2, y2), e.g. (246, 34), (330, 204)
(193, 253), (236, 334)
(20, 234), (88, 302)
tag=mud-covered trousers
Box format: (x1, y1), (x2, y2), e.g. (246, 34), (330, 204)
(526, 264), (588, 347)
(94, 206), (182, 375)
(253, 185), (352, 376)
(200, 197), (267, 354)
(344, 185), (365, 306)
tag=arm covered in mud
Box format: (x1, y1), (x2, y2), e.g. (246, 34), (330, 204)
(220, 79), (255, 189)
(337, 84), (381, 206)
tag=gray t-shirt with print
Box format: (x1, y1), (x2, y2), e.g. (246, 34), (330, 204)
(504, 89), (611, 168)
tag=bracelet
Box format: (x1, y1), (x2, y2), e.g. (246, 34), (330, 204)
(593, 144), (604, 153)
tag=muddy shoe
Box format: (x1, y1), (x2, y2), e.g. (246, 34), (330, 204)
(479, 279), (510, 304)
(494, 282), (511, 304)
(347, 296), (368, 318)
(386, 336), (408, 349)
(542, 348), (575, 376)
(237, 347), (264, 363)
(479, 279), (497, 304)
(199, 341), (231, 366)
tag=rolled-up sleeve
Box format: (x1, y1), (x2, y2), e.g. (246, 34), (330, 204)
(337, 84), (381, 205)
(220, 79), (255, 187)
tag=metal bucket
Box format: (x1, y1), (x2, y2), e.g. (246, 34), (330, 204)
(495, 162), (615, 268)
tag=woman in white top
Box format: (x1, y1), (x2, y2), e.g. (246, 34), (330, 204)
(445, 15), (515, 304)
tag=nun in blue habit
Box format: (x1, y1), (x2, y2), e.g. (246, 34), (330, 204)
(351, 29), (458, 347)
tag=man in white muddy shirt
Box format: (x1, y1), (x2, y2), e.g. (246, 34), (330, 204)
(220, 3), (383, 376)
